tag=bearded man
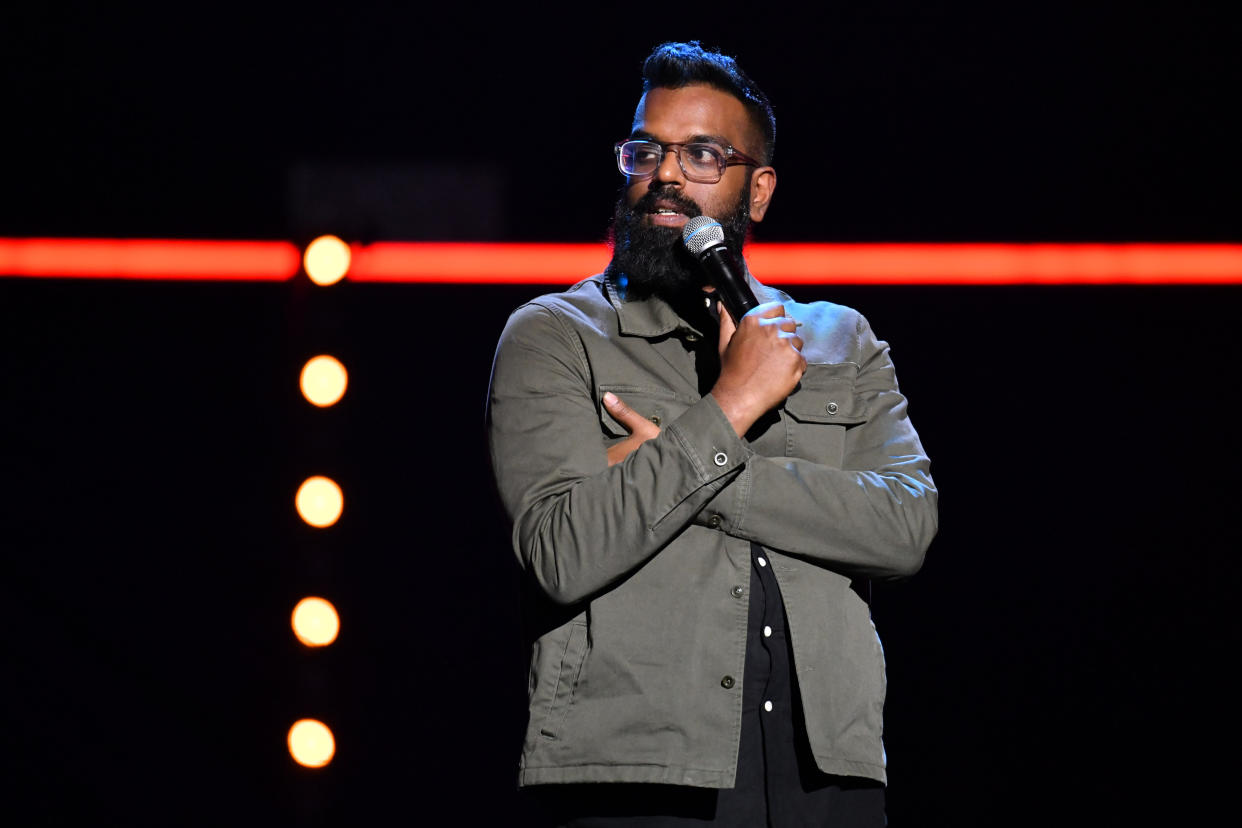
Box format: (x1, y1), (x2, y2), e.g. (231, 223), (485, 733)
(487, 41), (937, 827)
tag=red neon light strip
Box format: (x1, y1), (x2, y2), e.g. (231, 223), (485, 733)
(742, 243), (1242, 285)
(0, 238), (301, 280)
(3, 238), (1241, 284)
(349, 242), (609, 283)
(350, 242), (1242, 285)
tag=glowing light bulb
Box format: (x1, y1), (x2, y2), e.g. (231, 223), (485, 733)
(288, 719), (335, 768)
(303, 235), (350, 286)
(292, 596), (340, 647)
(295, 476), (343, 528)
(300, 355), (348, 407)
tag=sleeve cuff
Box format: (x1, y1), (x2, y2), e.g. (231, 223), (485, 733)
(666, 393), (752, 484)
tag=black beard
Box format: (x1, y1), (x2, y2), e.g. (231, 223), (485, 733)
(607, 181), (752, 305)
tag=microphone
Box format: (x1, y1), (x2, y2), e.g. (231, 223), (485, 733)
(681, 216), (758, 324)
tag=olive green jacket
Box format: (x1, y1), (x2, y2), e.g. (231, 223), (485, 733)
(486, 273), (937, 788)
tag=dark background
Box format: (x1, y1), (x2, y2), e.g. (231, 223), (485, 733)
(3, 5), (1240, 826)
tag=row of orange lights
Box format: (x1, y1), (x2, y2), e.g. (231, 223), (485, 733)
(286, 342), (351, 768)
(4, 235), (1242, 283)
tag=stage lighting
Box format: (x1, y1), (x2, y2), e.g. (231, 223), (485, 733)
(303, 235), (350, 285)
(295, 476), (343, 528)
(292, 596), (340, 647)
(300, 355), (348, 407)
(288, 719), (335, 768)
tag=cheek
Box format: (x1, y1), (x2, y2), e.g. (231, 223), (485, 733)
(693, 188), (731, 220)
(625, 179), (649, 206)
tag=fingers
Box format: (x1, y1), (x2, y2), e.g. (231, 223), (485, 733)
(760, 317), (803, 357)
(762, 316), (800, 337)
(748, 303), (801, 339)
(603, 391), (661, 467)
(718, 301), (737, 337)
(711, 301), (807, 436)
(754, 301), (786, 319)
(603, 391), (660, 438)
(603, 391), (641, 429)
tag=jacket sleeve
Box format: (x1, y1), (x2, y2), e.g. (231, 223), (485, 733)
(486, 301), (753, 605)
(709, 312), (938, 580)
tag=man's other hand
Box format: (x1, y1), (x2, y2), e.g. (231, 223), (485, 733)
(712, 301), (805, 437)
(604, 391), (662, 466)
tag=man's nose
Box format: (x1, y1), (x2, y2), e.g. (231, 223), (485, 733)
(654, 147), (685, 185)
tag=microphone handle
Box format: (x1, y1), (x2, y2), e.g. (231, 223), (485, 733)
(700, 244), (759, 323)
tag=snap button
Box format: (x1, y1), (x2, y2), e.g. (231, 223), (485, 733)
(713, 452), (728, 466)
(826, 401), (839, 415)
(650, 414), (661, 427)
(708, 514), (722, 529)
(730, 585), (744, 598)
(720, 675), (735, 689)
(685, 332), (701, 342)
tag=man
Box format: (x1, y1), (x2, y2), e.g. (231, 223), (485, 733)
(487, 42), (937, 826)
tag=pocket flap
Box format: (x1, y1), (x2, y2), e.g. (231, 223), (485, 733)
(784, 363), (867, 424)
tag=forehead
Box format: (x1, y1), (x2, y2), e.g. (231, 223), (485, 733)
(631, 84), (753, 148)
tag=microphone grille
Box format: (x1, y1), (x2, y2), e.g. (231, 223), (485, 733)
(681, 215), (725, 256)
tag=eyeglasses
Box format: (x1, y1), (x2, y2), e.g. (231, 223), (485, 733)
(614, 139), (761, 184)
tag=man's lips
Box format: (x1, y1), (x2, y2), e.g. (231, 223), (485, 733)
(644, 197), (699, 227)
(648, 211), (688, 227)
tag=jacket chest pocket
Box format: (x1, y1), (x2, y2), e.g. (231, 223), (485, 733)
(597, 385), (694, 439)
(782, 363), (868, 467)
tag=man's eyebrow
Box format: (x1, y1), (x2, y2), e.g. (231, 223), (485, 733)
(689, 133), (732, 148)
(626, 130), (734, 148)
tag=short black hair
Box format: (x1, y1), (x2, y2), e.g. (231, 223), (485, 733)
(640, 41), (776, 165)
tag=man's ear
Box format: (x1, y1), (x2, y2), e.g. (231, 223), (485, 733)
(749, 167), (777, 222)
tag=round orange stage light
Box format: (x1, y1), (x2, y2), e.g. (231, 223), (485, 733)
(288, 719), (335, 768)
(303, 235), (350, 285)
(299, 355), (348, 407)
(292, 596), (340, 647)
(295, 476), (343, 528)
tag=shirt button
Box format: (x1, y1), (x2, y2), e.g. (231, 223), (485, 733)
(685, 332), (701, 342)
(708, 514), (722, 529)
(757, 556), (767, 567)
(763, 625), (772, 638)
(713, 451), (728, 466)
(730, 585), (744, 599)
(826, 401), (839, 415)
(721, 675), (735, 689)
(649, 414), (661, 427)
(763, 700), (774, 713)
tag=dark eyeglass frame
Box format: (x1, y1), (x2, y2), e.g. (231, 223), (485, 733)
(614, 139), (762, 184)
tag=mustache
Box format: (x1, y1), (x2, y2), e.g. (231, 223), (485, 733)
(631, 188), (703, 219)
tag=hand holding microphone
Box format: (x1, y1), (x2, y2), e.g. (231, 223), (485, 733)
(681, 216), (759, 324)
(682, 216), (805, 437)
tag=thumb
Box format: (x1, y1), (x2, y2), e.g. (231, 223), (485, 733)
(717, 300), (737, 360)
(604, 391), (650, 433)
